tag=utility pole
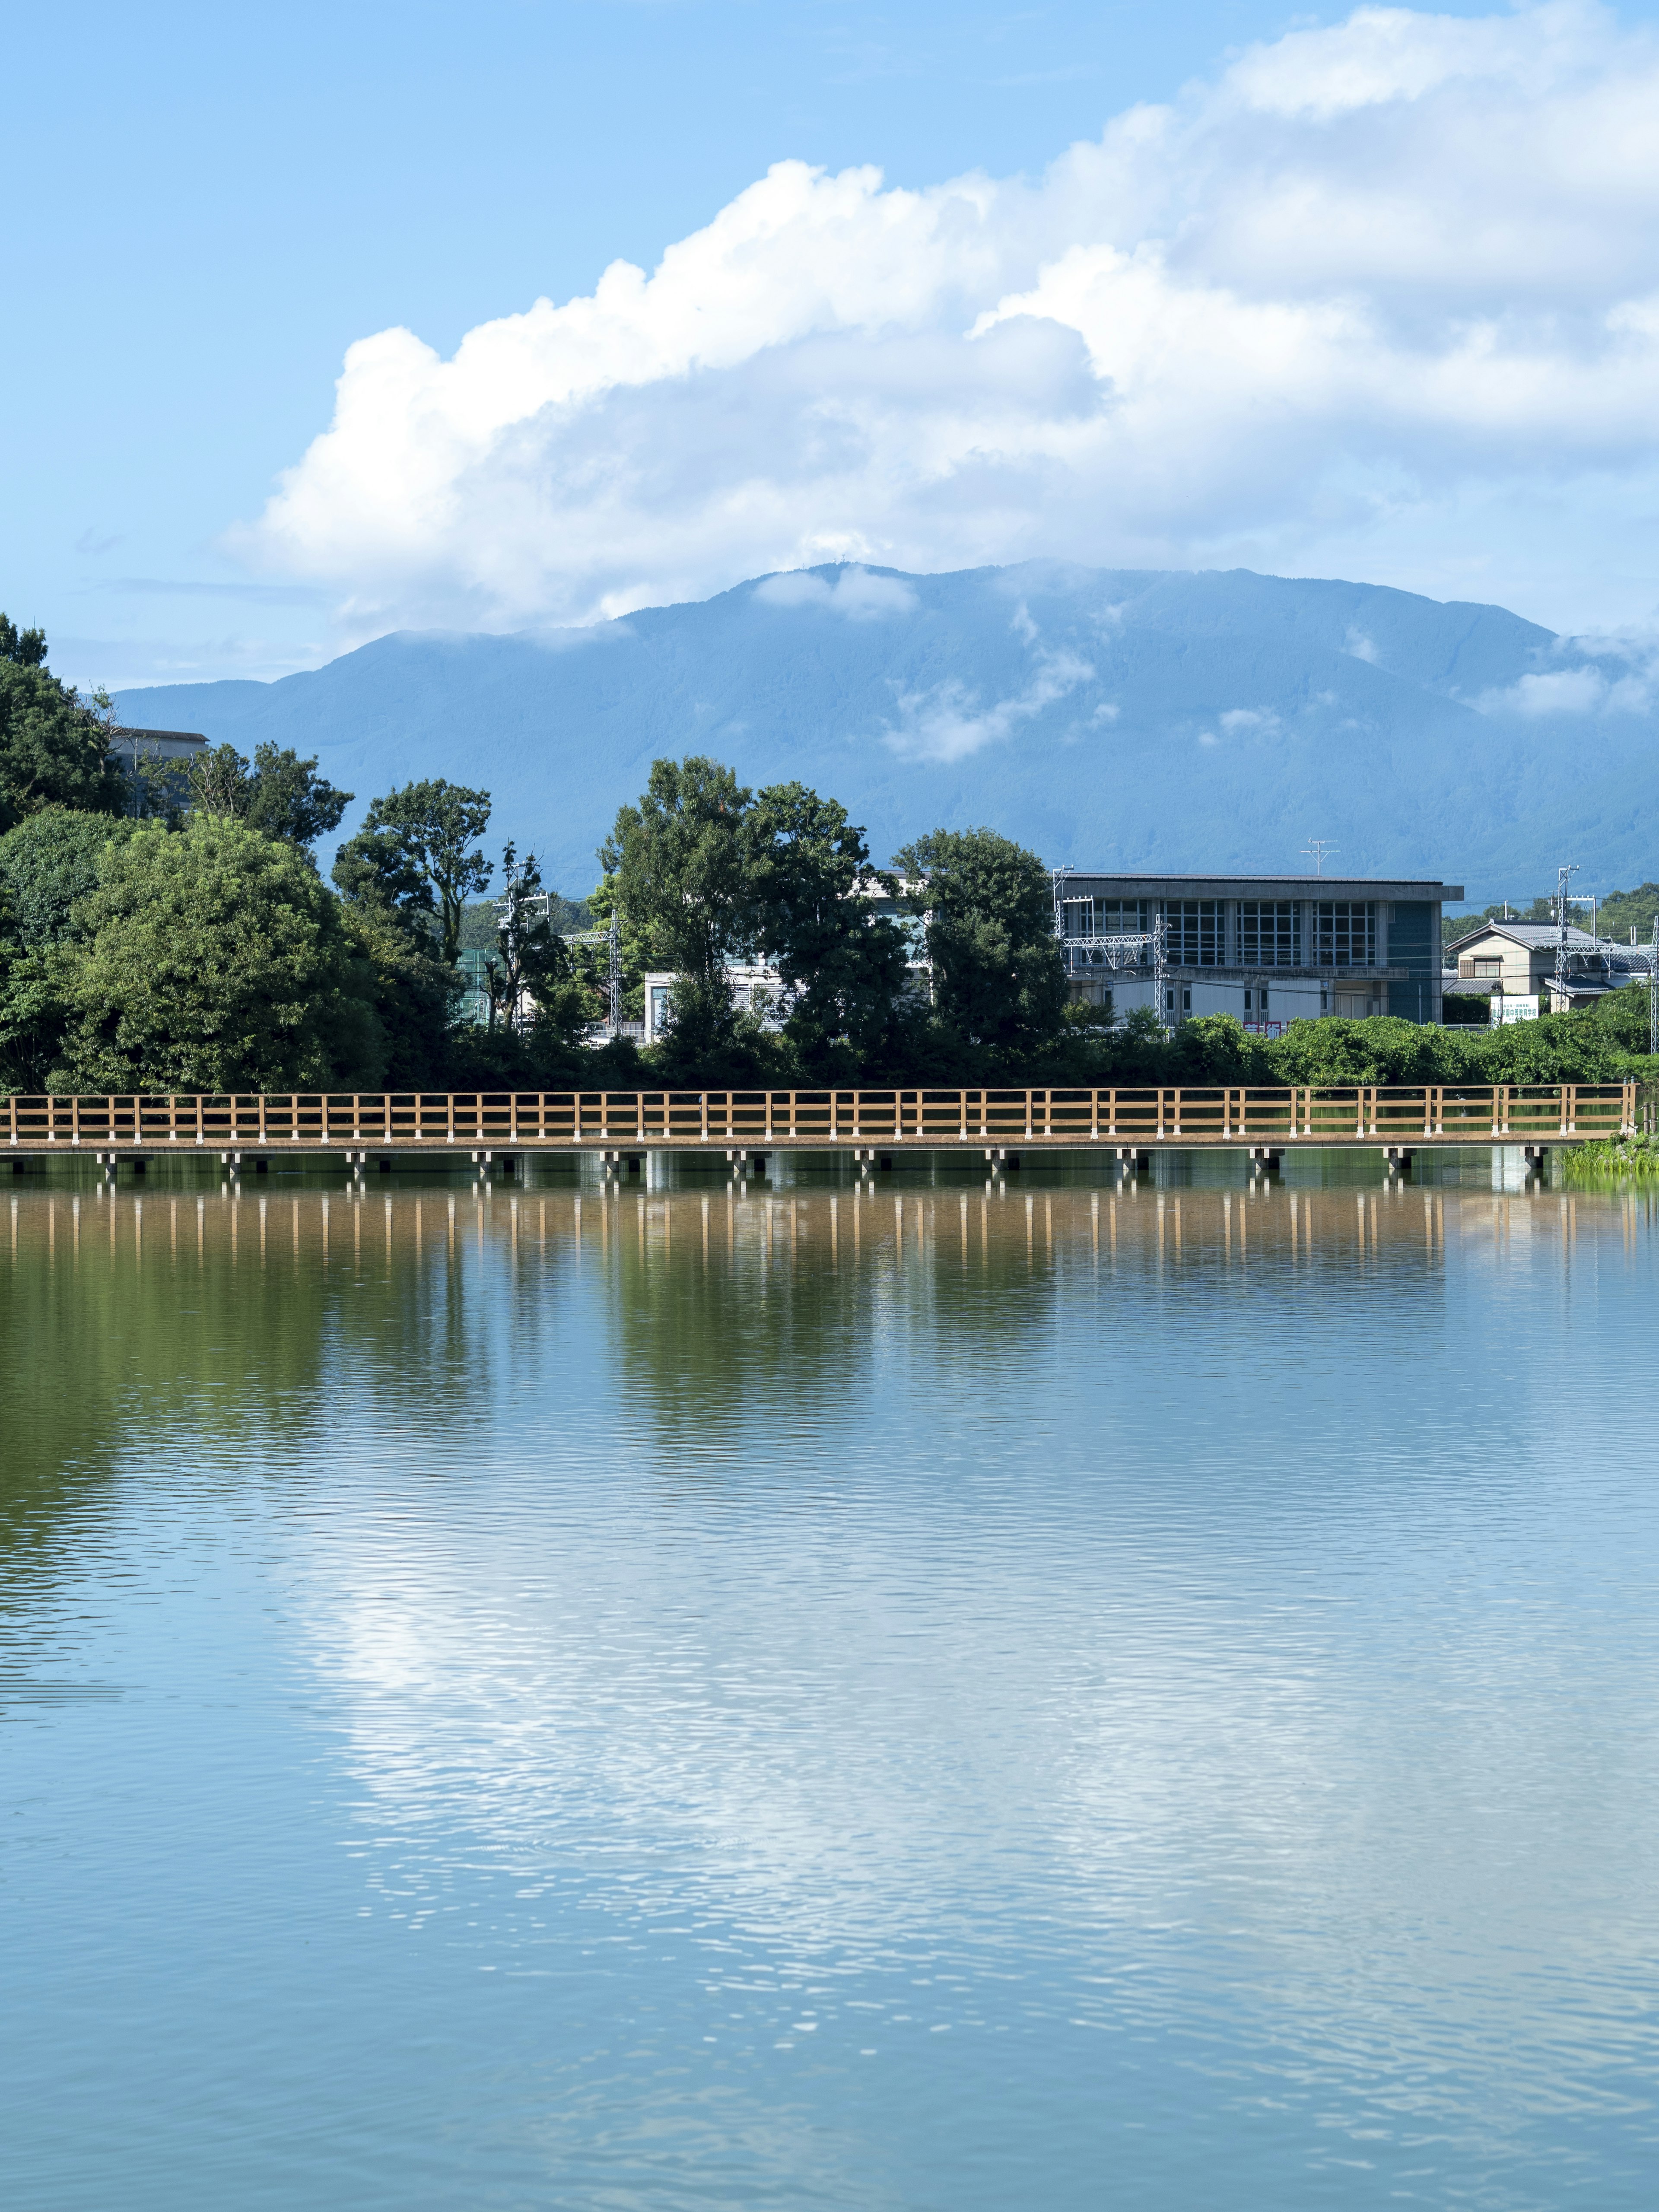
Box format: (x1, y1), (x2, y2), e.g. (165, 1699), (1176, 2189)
(1650, 913), (1657, 1058)
(1303, 839), (1338, 876)
(1153, 910), (1170, 1030)
(1554, 861), (1580, 1007)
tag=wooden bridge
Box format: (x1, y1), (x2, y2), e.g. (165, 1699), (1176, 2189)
(0, 1084), (1639, 1172)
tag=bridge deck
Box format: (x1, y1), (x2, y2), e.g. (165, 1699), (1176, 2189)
(0, 1085), (1637, 1154)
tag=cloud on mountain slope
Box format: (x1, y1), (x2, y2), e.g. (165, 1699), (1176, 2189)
(234, 3), (1659, 637)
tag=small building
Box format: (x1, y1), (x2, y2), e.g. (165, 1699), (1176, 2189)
(1058, 873), (1462, 1029)
(1443, 920), (1654, 1015)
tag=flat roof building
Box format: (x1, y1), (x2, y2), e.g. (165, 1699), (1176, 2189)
(1057, 872), (1464, 1029)
(109, 725), (207, 763)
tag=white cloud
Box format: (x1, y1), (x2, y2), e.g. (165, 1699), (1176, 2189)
(1218, 706), (1283, 736)
(1474, 642), (1659, 715)
(881, 612), (1093, 763)
(753, 565), (919, 618)
(232, 3), (1659, 638)
(1345, 628), (1380, 663)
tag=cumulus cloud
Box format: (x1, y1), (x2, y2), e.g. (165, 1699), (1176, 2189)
(232, 3), (1659, 637)
(1218, 706), (1283, 736)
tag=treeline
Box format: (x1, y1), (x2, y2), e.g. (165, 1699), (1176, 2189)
(3, 613), (1655, 1095)
(1443, 884), (1659, 952)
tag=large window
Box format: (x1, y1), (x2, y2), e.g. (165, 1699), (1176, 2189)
(1313, 901), (1376, 968)
(1061, 896), (1149, 938)
(1166, 899), (1224, 967)
(1238, 900), (1300, 967)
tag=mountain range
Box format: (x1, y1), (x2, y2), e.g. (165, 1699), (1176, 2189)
(114, 561), (1659, 905)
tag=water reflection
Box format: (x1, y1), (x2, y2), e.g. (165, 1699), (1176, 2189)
(6, 1177), (1659, 2210)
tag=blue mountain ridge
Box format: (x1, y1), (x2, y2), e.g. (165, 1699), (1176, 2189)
(114, 560), (1658, 905)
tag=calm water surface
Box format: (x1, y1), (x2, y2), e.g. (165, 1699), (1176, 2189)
(4, 1158), (1658, 2211)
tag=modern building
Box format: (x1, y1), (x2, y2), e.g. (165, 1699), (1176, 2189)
(1057, 872), (1463, 1029)
(1445, 918), (1655, 1015)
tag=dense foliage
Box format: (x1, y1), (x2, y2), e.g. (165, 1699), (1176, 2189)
(188, 740), (353, 848)
(50, 817), (382, 1093)
(0, 616), (128, 830)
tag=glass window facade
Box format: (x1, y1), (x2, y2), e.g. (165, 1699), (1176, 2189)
(1166, 900), (1224, 967)
(1238, 901), (1300, 967)
(1313, 901), (1377, 968)
(1062, 896), (1149, 938)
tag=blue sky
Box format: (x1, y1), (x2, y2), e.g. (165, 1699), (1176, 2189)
(7, 0), (1659, 689)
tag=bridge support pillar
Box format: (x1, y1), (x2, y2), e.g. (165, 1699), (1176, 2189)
(1384, 1147), (1414, 1177)
(1523, 1143), (1550, 1175)
(985, 1147), (1020, 1170)
(1116, 1147), (1150, 1176)
(1248, 1147), (1282, 1176)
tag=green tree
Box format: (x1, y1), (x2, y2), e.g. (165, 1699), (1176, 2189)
(1592, 884), (1659, 945)
(331, 779), (491, 963)
(602, 756), (753, 982)
(0, 871), (70, 1092)
(741, 780), (910, 1076)
(53, 816), (383, 1092)
(188, 740), (353, 849)
(602, 756), (756, 1058)
(0, 808), (142, 947)
(893, 826), (1067, 1064)
(337, 903), (459, 1089)
(0, 617), (128, 830)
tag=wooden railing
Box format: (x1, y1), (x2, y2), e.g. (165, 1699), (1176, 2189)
(0, 1084), (1638, 1148)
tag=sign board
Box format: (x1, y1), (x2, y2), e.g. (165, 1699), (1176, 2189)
(1491, 997), (1540, 1023)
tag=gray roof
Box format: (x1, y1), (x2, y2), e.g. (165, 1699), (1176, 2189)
(1447, 921), (1601, 952)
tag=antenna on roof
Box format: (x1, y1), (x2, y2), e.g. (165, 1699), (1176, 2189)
(1302, 839), (1338, 876)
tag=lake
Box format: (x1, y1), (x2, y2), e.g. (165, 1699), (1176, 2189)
(5, 1155), (1657, 2210)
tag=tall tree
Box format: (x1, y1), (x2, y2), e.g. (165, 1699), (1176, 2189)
(0, 616), (128, 830)
(741, 781), (910, 1074)
(601, 756), (752, 981)
(893, 827), (1068, 1063)
(602, 756), (754, 1053)
(188, 741), (353, 849)
(53, 816), (382, 1093)
(331, 779), (491, 963)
